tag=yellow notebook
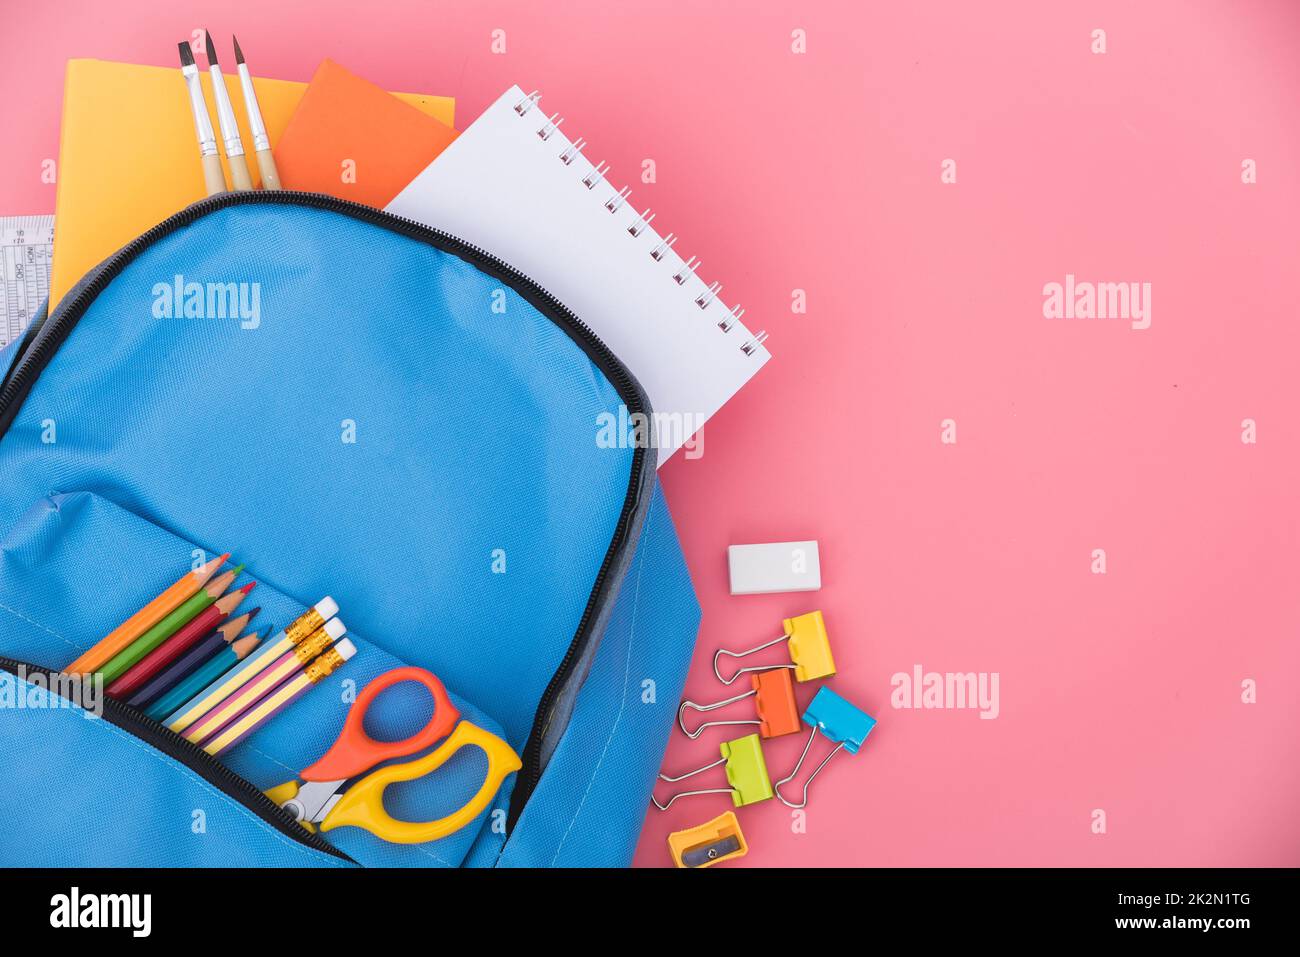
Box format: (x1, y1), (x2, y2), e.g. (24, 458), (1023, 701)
(51, 59), (454, 305)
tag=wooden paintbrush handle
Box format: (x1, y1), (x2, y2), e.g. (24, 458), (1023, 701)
(228, 153), (254, 191)
(201, 153), (227, 196)
(256, 149), (281, 190)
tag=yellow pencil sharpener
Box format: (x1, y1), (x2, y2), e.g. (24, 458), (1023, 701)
(668, 811), (749, 868)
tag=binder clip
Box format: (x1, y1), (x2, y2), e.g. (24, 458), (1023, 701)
(668, 811), (749, 868)
(712, 610), (836, 686)
(651, 733), (773, 811)
(774, 686), (875, 809)
(677, 668), (801, 740)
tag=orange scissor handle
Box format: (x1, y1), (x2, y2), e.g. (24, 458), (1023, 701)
(301, 666), (460, 783)
(318, 720), (522, 844)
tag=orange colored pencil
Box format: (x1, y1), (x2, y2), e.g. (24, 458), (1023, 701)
(65, 552), (230, 675)
(106, 583), (255, 699)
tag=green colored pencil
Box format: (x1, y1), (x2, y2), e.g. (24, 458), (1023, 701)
(99, 565), (243, 683)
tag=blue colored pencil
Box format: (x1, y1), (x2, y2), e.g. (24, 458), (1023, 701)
(128, 630), (226, 710)
(145, 632), (263, 721)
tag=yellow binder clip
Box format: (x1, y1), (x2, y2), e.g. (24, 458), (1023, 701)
(668, 811), (749, 868)
(712, 610), (836, 685)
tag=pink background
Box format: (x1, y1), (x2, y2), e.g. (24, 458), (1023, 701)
(4, 0), (1298, 867)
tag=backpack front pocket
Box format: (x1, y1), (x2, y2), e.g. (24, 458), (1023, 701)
(0, 491), (513, 867)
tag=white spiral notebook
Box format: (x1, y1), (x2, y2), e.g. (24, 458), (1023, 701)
(387, 85), (771, 467)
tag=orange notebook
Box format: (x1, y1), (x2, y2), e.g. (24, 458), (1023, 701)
(50, 59), (454, 306)
(273, 59), (459, 209)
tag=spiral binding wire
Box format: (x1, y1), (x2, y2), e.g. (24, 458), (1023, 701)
(650, 233), (676, 261)
(628, 209), (654, 238)
(582, 161), (610, 190)
(513, 90), (768, 359)
(604, 186), (632, 213)
(560, 138), (586, 166)
(673, 257), (701, 286)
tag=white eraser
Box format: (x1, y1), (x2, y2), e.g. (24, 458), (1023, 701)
(314, 596), (339, 620)
(322, 617), (346, 640)
(728, 541), (821, 595)
(333, 638), (357, 661)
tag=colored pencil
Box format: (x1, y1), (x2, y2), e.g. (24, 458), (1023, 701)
(203, 639), (356, 757)
(107, 582), (255, 699)
(165, 596), (338, 733)
(98, 565), (244, 684)
(64, 553), (229, 675)
(146, 633), (262, 722)
(184, 618), (343, 746)
(125, 609), (258, 710)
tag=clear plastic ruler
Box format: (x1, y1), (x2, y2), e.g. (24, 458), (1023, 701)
(0, 214), (54, 349)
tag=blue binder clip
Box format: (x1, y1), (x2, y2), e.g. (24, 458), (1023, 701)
(774, 686), (876, 809)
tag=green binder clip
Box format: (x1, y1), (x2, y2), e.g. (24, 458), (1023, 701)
(651, 733), (774, 811)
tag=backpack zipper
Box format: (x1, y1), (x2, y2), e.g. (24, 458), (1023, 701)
(0, 656), (354, 861)
(0, 191), (652, 836)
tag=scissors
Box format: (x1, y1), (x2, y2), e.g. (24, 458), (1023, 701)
(265, 666), (521, 845)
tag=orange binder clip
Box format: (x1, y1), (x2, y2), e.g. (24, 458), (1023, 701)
(668, 811), (749, 868)
(677, 669), (801, 739)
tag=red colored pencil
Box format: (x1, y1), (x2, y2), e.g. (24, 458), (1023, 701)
(124, 609), (259, 710)
(106, 582), (255, 699)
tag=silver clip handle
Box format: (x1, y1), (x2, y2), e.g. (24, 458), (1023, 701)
(677, 688), (758, 739)
(773, 727), (845, 809)
(712, 634), (794, 685)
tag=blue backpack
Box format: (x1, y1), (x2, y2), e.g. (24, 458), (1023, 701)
(0, 193), (700, 867)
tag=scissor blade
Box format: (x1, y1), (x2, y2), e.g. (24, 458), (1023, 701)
(313, 793), (343, 825)
(285, 779), (346, 824)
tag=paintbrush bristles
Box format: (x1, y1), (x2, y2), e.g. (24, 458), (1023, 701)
(177, 41), (195, 68)
(232, 34), (245, 65)
(203, 30), (219, 66)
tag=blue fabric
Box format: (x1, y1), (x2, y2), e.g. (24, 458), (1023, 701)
(0, 334), (19, 380)
(478, 486), (699, 867)
(0, 673), (352, 868)
(0, 491), (507, 867)
(0, 201), (700, 867)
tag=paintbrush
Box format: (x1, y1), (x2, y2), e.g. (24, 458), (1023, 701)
(202, 30), (254, 190)
(177, 41), (227, 196)
(232, 34), (281, 189)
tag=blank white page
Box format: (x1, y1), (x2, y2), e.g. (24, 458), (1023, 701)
(387, 86), (770, 467)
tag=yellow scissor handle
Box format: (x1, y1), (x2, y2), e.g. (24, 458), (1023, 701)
(264, 779), (299, 807)
(318, 721), (521, 844)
